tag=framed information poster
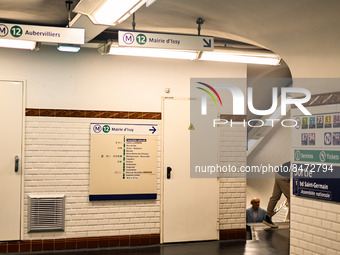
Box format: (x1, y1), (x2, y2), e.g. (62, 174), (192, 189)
(89, 123), (158, 201)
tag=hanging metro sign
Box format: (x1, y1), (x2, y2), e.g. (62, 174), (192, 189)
(0, 23), (85, 44)
(118, 31), (214, 51)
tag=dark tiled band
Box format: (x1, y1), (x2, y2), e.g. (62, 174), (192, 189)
(0, 229), (246, 253)
(219, 229), (247, 240)
(26, 108), (161, 120)
(219, 115), (247, 121)
(0, 234), (160, 253)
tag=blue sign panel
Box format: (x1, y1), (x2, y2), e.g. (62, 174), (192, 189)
(293, 163), (340, 202)
(293, 178), (340, 202)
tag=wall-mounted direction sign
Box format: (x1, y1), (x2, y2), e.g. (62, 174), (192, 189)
(293, 177), (340, 203)
(91, 123), (158, 136)
(0, 23), (85, 44)
(89, 123), (158, 201)
(292, 109), (340, 203)
(118, 31), (214, 51)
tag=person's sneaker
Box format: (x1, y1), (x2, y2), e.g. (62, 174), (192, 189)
(263, 215), (278, 228)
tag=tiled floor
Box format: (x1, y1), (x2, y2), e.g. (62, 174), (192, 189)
(14, 224), (289, 255)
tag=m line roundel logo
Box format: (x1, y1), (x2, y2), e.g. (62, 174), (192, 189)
(122, 32), (147, 45)
(92, 124), (111, 133)
(0, 24), (9, 37)
(123, 33), (135, 44)
(0, 24), (23, 38)
(93, 124), (102, 133)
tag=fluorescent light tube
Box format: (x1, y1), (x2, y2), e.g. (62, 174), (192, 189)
(0, 39), (37, 50)
(57, 45), (81, 52)
(146, 0), (158, 7)
(200, 49), (281, 65)
(108, 46), (198, 60)
(74, 0), (147, 26)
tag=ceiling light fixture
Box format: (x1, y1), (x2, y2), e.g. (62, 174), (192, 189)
(199, 48), (281, 66)
(99, 40), (281, 65)
(57, 44), (81, 52)
(0, 39), (38, 50)
(146, 0), (157, 7)
(106, 45), (198, 60)
(74, 0), (147, 26)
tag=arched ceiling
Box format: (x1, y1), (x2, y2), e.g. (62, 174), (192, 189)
(115, 0), (340, 78)
(1, 0), (339, 77)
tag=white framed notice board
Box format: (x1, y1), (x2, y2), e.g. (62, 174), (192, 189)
(89, 123), (158, 201)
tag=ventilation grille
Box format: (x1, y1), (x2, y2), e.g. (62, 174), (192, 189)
(28, 195), (65, 233)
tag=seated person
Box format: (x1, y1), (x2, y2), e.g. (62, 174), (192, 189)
(246, 197), (266, 223)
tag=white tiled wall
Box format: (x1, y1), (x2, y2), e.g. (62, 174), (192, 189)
(219, 125), (247, 230)
(290, 194), (340, 255)
(23, 116), (247, 240)
(24, 117), (161, 240)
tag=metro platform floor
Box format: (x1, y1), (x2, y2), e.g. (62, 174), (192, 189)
(16, 223), (290, 255)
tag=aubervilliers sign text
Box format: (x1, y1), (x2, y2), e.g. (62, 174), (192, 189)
(0, 23), (84, 44)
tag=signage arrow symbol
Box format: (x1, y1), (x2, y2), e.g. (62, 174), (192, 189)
(203, 39), (212, 48)
(149, 126), (156, 134)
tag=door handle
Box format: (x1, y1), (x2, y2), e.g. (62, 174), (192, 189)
(167, 167), (172, 179)
(15, 155), (19, 172)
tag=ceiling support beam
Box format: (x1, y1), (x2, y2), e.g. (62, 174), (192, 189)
(69, 13), (109, 43)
